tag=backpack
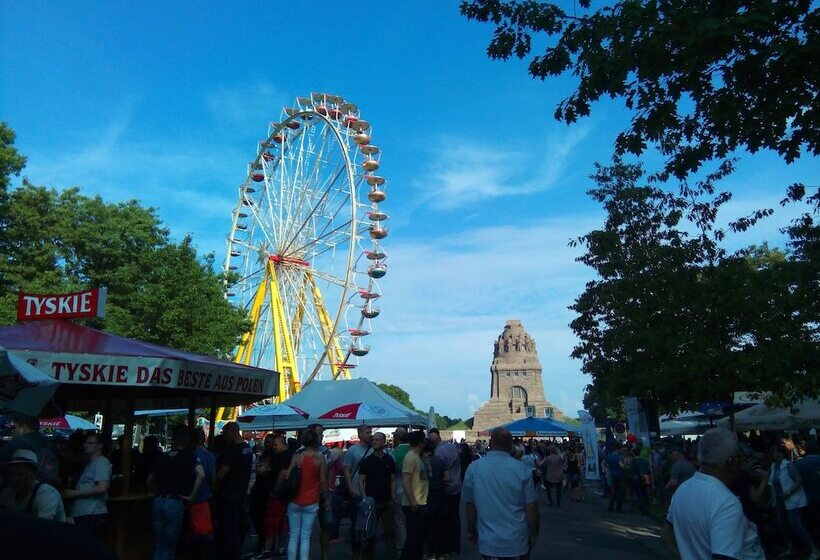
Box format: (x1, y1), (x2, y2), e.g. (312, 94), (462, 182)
(275, 456), (301, 501)
(355, 496), (377, 542)
(329, 457), (347, 493)
(25, 482), (44, 515)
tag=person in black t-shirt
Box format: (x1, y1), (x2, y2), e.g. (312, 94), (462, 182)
(249, 433), (276, 557)
(148, 425), (205, 560)
(214, 422), (253, 560)
(358, 432), (397, 560)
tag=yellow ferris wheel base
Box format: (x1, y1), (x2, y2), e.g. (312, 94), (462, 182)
(215, 260), (349, 426)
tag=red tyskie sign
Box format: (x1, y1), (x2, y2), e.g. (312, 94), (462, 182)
(17, 288), (107, 321)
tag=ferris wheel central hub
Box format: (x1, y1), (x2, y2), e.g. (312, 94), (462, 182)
(269, 255), (311, 268)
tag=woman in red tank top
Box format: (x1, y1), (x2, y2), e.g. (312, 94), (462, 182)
(284, 429), (329, 560)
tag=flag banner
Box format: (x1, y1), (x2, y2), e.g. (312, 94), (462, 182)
(624, 397), (651, 447)
(578, 410), (600, 480)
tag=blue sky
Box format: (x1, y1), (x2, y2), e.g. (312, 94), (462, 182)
(2, 2), (817, 419)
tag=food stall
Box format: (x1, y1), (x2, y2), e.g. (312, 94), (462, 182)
(0, 288), (279, 559)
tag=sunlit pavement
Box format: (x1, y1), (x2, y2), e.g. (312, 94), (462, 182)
(246, 483), (673, 560)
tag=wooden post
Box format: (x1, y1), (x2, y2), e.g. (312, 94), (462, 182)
(101, 399), (113, 448)
(121, 399), (135, 495)
(188, 397), (196, 430)
(208, 397), (217, 448)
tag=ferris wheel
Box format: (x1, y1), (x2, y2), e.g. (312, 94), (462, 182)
(224, 92), (388, 402)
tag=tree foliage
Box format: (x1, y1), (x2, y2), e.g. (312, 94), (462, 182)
(570, 160), (818, 414)
(0, 127), (247, 357)
(376, 383), (463, 428)
(460, 0), (818, 181)
(377, 383), (416, 410)
(0, 123), (26, 195)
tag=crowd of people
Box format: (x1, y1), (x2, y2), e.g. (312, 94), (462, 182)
(2, 411), (818, 560)
(597, 430), (820, 559)
(0, 417), (483, 560)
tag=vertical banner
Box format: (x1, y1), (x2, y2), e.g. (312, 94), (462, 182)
(578, 410), (600, 481)
(624, 397), (651, 447)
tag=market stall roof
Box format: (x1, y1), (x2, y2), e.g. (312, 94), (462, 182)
(0, 320), (279, 411)
(240, 377), (427, 430)
(479, 416), (570, 437)
(717, 399), (820, 431)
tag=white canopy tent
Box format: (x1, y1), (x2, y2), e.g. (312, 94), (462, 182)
(717, 399), (820, 431)
(237, 378), (428, 431)
(660, 418), (711, 436)
(660, 411), (712, 436)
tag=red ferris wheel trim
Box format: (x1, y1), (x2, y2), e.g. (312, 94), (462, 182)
(269, 255), (311, 267)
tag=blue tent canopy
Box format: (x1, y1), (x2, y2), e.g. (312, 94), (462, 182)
(479, 416), (571, 437)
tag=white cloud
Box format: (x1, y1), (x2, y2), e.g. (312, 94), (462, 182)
(412, 126), (590, 209)
(356, 215), (599, 419)
(206, 82), (288, 125)
(21, 102), (251, 256)
(353, 179), (810, 420)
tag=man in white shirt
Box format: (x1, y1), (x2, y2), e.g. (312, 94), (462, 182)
(664, 429), (764, 560)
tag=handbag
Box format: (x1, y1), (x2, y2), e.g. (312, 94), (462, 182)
(189, 501), (214, 537)
(355, 497), (377, 542)
(275, 457), (301, 501)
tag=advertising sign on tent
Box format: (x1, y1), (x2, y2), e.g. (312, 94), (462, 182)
(0, 320), (279, 409)
(578, 410), (600, 481)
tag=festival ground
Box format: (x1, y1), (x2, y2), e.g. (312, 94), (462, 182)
(245, 483), (673, 560)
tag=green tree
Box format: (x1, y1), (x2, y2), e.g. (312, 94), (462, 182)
(377, 383), (416, 410)
(376, 383), (463, 428)
(0, 122), (26, 194)
(0, 142), (247, 356)
(460, 0), (818, 181)
(582, 383), (625, 423)
(570, 160), (818, 415)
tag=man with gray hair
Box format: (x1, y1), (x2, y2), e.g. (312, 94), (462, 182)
(664, 429), (764, 559)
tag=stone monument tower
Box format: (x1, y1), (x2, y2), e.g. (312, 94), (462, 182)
(472, 320), (564, 434)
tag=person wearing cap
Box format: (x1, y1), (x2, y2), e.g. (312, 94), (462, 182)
(0, 449), (65, 522)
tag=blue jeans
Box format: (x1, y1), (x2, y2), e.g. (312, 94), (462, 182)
(348, 495), (363, 553)
(287, 502), (319, 560)
(329, 492), (345, 539)
(152, 497), (184, 560)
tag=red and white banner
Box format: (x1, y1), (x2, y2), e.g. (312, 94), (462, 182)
(318, 402), (398, 421)
(7, 351), (276, 399)
(17, 288), (107, 322)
